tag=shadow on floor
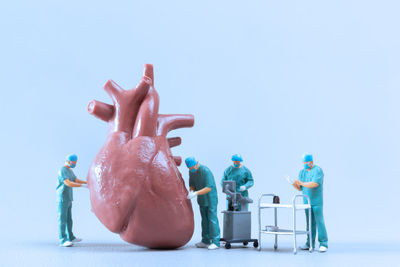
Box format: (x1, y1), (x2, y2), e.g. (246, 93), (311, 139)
(17, 240), (400, 254)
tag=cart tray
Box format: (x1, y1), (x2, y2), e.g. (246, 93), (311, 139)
(259, 203), (310, 209)
(261, 229), (309, 235)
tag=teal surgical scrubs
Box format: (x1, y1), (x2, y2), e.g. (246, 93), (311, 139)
(299, 165), (328, 248)
(221, 165), (254, 211)
(56, 166), (77, 244)
(189, 164), (220, 246)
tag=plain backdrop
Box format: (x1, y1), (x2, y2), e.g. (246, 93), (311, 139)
(1, 0), (400, 266)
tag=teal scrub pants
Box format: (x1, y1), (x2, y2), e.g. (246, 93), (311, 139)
(305, 205), (328, 248)
(199, 205), (220, 246)
(58, 201), (76, 244)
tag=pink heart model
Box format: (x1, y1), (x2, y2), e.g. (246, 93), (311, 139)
(87, 64), (194, 249)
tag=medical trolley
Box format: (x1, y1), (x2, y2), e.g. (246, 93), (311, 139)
(257, 194), (313, 254)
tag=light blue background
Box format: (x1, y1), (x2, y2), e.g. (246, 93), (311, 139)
(1, 0), (400, 266)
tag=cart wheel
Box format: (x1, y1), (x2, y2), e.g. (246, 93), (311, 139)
(253, 241), (259, 248)
(293, 249), (297, 255)
(243, 242), (248, 246)
(274, 245), (278, 250)
(225, 242), (231, 249)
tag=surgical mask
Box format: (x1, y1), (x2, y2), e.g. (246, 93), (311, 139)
(303, 163), (309, 170)
(190, 168), (196, 173)
(69, 163), (76, 168)
(233, 163), (240, 168)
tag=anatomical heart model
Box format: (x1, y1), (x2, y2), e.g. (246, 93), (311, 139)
(87, 64), (194, 248)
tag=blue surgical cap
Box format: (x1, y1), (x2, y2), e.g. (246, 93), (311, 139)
(185, 157), (197, 168)
(231, 154), (243, 162)
(303, 154), (313, 162)
(66, 154), (78, 162)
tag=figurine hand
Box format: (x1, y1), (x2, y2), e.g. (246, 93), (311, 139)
(293, 180), (301, 191)
(187, 191), (197, 199)
(239, 186), (246, 192)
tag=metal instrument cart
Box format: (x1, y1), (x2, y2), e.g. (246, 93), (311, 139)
(220, 181), (258, 249)
(257, 194), (313, 254)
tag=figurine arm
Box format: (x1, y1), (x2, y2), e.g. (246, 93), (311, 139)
(243, 170), (254, 189)
(299, 168), (323, 188)
(299, 181), (319, 188)
(75, 178), (87, 184)
(64, 179), (84, 187)
(196, 187), (211, 196)
(189, 186), (195, 191)
(221, 169), (228, 186)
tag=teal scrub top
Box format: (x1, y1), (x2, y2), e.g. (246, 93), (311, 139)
(298, 165), (324, 206)
(221, 165), (254, 197)
(57, 166), (76, 202)
(189, 164), (218, 207)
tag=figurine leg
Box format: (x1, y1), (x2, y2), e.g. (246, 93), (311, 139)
(313, 206), (328, 248)
(200, 206), (211, 244)
(58, 202), (69, 244)
(305, 208), (316, 248)
(207, 205), (220, 246)
(66, 202), (76, 241)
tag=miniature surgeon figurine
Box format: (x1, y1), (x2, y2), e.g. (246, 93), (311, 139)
(56, 154), (87, 247)
(293, 154), (328, 253)
(185, 157), (220, 250)
(221, 154), (254, 211)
